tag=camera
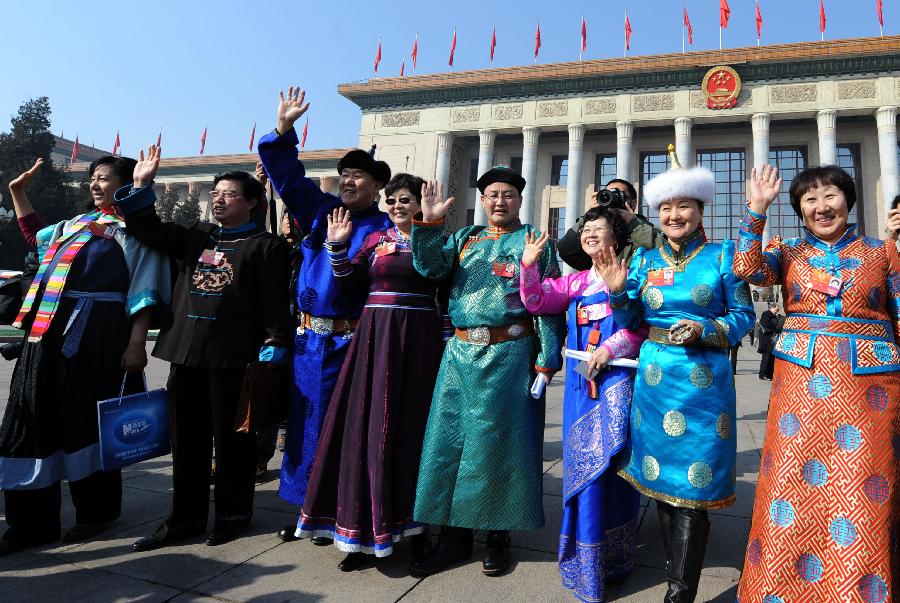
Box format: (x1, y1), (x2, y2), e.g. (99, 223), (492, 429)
(595, 187), (629, 210)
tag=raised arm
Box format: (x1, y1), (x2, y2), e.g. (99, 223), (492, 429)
(733, 164), (785, 287)
(599, 245), (645, 331)
(411, 180), (458, 281)
(257, 86), (337, 231)
(8, 159), (46, 246)
(520, 231), (572, 314)
(115, 145), (194, 259)
(326, 207), (370, 293)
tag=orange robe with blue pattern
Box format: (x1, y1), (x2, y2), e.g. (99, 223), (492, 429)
(733, 208), (900, 603)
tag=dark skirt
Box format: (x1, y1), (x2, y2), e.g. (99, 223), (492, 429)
(298, 304), (443, 556)
(0, 297), (142, 490)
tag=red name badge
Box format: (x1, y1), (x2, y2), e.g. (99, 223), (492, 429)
(492, 262), (516, 278)
(647, 269), (675, 287)
(374, 242), (397, 257)
(88, 222), (114, 239)
(587, 328), (601, 345)
(808, 270), (842, 296)
(199, 249), (224, 265)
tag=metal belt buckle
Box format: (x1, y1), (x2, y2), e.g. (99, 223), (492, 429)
(468, 326), (490, 346)
(507, 324), (525, 338)
(310, 316), (335, 335)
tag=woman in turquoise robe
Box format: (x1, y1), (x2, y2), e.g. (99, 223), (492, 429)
(597, 161), (754, 602)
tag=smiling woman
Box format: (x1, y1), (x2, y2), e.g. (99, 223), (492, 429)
(733, 164), (900, 603)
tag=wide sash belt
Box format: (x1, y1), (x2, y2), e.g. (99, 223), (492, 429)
(364, 291), (435, 310)
(61, 290), (127, 358)
(297, 312), (359, 336)
(782, 313), (894, 341)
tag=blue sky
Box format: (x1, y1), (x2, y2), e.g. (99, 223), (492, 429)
(2, 0), (896, 157)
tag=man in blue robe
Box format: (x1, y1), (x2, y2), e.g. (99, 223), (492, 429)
(258, 87), (391, 541)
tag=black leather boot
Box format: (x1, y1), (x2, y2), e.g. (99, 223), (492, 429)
(408, 526), (473, 577)
(411, 532), (431, 559)
(338, 551), (371, 572)
(664, 507), (710, 603)
(482, 530), (511, 576)
(657, 500), (675, 570)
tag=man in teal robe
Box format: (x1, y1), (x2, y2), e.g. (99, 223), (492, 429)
(408, 168), (565, 578)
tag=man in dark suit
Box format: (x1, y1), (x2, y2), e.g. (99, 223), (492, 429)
(758, 302), (782, 380)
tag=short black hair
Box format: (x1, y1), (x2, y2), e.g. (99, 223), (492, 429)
(580, 205), (630, 252)
(605, 178), (637, 202)
(213, 171), (266, 208)
(788, 165), (857, 216)
(89, 155), (137, 186)
(384, 173), (426, 203)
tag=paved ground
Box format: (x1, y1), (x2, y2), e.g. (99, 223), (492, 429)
(0, 334), (772, 602)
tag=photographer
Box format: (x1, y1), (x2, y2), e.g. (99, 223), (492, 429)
(557, 179), (661, 270)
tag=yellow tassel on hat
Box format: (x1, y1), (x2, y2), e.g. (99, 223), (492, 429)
(667, 144), (683, 170)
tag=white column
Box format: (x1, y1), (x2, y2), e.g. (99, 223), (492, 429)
(876, 106), (899, 221)
(564, 124), (586, 230)
(816, 109), (838, 166)
(520, 126), (541, 226)
(435, 131), (453, 192)
(751, 113), (772, 245)
(474, 129), (496, 225)
(674, 117), (693, 168)
(616, 121), (633, 181)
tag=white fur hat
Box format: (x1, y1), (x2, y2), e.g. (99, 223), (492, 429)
(643, 166), (716, 210)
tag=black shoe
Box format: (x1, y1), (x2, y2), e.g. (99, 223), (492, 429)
(482, 530), (511, 576)
(409, 526), (473, 578)
(664, 508), (710, 603)
(206, 519), (250, 547)
(411, 532), (431, 559)
(338, 551), (372, 572)
(133, 521), (205, 552)
(311, 535), (333, 546)
(277, 524), (299, 542)
(62, 521), (113, 544)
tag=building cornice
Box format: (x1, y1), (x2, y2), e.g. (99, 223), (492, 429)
(338, 35), (900, 110)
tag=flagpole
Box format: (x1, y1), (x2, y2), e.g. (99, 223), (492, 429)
(720, 26), (722, 50)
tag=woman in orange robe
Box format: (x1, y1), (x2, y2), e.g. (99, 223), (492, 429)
(733, 164), (900, 603)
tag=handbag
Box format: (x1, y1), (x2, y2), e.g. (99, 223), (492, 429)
(234, 361), (289, 433)
(97, 373), (170, 471)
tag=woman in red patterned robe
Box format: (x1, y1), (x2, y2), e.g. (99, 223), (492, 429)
(733, 164), (900, 603)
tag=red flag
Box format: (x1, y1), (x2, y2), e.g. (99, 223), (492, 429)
(756, 1), (763, 41)
(400, 60), (405, 76)
(200, 126), (207, 155)
(720, 0), (731, 28)
(490, 26), (497, 63)
(534, 22), (542, 59)
(374, 37), (382, 75)
(684, 7), (693, 45)
(112, 131), (120, 156)
(820, 0), (826, 34)
(248, 123), (256, 151)
(625, 13), (633, 50)
(300, 118), (308, 149)
(411, 33), (418, 70)
(156, 130), (162, 148)
(878, 0), (885, 29)
(70, 135), (79, 163)
(449, 29), (457, 67)
(581, 16), (587, 53)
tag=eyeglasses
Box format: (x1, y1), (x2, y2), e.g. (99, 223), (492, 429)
(483, 192), (519, 201)
(582, 225), (612, 234)
(208, 190), (243, 200)
(385, 197), (414, 206)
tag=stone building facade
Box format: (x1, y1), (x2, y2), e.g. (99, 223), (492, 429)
(339, 35), (900, 243)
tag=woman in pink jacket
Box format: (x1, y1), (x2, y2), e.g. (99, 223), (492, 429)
(520, 205), (647, 603)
